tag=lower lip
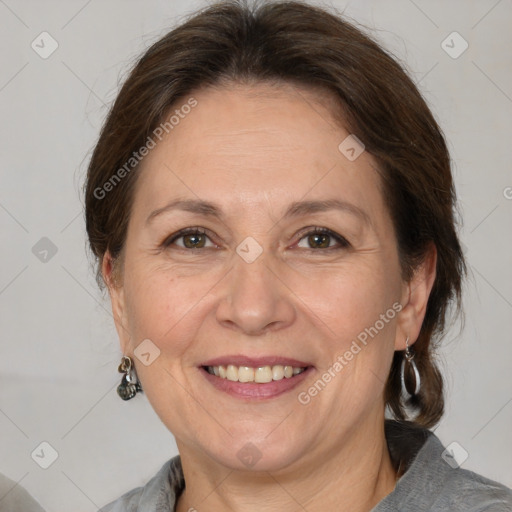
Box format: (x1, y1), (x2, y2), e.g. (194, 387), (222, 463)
(200, 366), (313, 400)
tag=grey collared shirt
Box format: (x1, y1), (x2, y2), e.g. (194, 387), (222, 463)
(99, 421), (512, 511)
(0, 473), (46, 512)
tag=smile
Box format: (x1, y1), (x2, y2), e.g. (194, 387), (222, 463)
(205, 364), (306, 383)
(199, 356), (313, 399)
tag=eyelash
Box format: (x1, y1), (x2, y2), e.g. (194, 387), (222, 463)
(162, 226), (351, 252)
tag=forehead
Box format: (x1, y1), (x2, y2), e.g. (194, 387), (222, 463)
(132, 82), (387, 228)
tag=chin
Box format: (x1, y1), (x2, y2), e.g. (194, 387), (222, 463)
(204, 434), (307, 474)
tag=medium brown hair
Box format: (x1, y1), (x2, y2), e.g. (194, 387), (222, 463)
(84, 0), (467, 428)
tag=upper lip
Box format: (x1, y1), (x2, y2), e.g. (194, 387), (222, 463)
(201, 355), (312, 368)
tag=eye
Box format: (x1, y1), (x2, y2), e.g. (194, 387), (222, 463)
(296, 227), (350, 251)
(162, 226), (350, 252)
(163, 227), (216, 249)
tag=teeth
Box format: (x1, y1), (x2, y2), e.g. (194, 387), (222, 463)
(255, 366), (272, 383)
(238, 366), (254, 382)
(226, 364), (238, 381)
(206, 364), (306, 383)
(272, 365), (284, 380)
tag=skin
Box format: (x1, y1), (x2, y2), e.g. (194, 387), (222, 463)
(103, 81), (436, 512)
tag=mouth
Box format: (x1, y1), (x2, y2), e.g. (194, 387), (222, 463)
(199, 356), (313, 400)
(203, 364), (307, 383)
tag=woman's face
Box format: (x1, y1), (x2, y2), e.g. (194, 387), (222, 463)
(106, 82), (421, 472)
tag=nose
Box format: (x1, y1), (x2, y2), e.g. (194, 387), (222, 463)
(215, 248), (296, 336)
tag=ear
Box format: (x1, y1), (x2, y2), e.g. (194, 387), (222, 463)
(395, 243), (437, 350)
(102, 250), (131, 354)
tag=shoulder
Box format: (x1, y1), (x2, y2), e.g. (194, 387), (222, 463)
(99, 486), (143, 512)
(99, 456), (184, 512)
(0, 472), (46, 512)
(410, 434), (512, 511)
(435, 464), (512, 511)
(379, 421), (512, 512)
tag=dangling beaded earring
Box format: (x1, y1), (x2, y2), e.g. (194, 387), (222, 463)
(400, 336), (421, 398)
(117, 355), (143, 400)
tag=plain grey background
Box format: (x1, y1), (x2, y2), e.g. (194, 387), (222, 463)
(0, 0), (511, 510)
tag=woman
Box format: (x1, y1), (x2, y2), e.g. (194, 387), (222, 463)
(84, 1), (512, 510)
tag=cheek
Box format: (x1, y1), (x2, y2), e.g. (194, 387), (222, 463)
(122, 259), (229, 368)
(295, 260), (398, 345)
(123, 267), (194, 349)
(296, 261), (400, 414)
(299, 267), (398, 421)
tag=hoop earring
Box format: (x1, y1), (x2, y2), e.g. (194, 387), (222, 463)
(400, 336), (421, 398)
(117, 355), (143, 401)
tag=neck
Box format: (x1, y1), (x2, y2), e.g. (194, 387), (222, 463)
(175, 415), (397, 512)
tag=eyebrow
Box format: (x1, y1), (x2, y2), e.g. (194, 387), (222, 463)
(146, 197), (371, 226)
